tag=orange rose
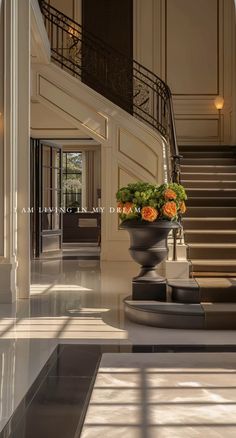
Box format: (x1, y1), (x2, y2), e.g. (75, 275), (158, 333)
(117, 202), (124, 212)
(164, 189), (177, 200)
(179, 201), (187, 214)
(141, 206), (158, 222)
(162, 201), (177, 219)
(123, 202), (134, 215)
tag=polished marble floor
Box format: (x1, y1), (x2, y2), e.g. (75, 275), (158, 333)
(0, 259), (236, 344)
(82, 352), (236, 438)
(0, 258), (236, 436)
(4, 345), (236, 438)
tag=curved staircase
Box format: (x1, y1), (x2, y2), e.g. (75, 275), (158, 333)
(37, 1), (236, 329)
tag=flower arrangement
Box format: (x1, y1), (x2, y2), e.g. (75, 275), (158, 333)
(116, 182), (187, 223)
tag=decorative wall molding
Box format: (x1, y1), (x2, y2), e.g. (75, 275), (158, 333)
(118, 128), (159, 179)
(134, 0), (235, 145)
(37, 74), (108, 139)
(166, 0), (220, 96)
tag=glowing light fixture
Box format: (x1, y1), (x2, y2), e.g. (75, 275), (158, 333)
(214, 96), (224, 110)
(214, 96), (224, 144)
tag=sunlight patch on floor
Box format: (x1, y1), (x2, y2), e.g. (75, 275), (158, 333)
(82, 353), (236, 438)
(30, 284), (93, 295)
(0, 316), (127, 340)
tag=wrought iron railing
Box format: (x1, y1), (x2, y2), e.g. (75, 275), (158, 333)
(39, 0), (181, 184)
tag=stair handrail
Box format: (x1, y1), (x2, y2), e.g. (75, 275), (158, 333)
(38, 0), (181, 183)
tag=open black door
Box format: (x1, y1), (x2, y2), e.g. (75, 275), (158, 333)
(31, 139), (63, 258)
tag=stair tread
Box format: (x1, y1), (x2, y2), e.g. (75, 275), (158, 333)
(202, 302), (236, 311)
(185, 230), (236, 234)
(187, 206), (236, 208)
(181, 165), (236, 167)
(191, 259), (236, 265)
(170, 277), (236, 288)
(186, 188), (236, 191)
(168, 279), (198, 289)
(183, 180), (236, 183)
(196, 277), (236, 287)
(192, 270), (236, 278)
(188, 243), (236, 248)
(182, 173), (236, 175)
(183, 217), (236, 220)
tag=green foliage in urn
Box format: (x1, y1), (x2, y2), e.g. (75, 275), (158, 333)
(116, 182), (187, 222)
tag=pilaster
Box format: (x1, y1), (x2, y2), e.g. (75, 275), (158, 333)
(0, 0), (31, 302)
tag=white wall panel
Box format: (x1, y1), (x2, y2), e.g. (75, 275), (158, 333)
(49, 0), (82, 23)
(175, 118), (219, 141)
(118, 128), (159, 179)
(49, 0), (74, 18)
(134, 0), (235, 145)
(166, 0), (218, 95)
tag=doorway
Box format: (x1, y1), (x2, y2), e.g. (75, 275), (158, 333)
(31, 139), (101, 260)
(31, 139), (63, 258)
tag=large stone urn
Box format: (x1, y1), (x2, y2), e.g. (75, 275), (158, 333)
(120, 219), (180, 301)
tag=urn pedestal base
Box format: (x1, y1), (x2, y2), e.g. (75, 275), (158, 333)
(132, 280), (166, 301)
(132, 266), (166, 300)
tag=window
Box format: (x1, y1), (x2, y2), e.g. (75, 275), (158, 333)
(63, 152), (82, 208)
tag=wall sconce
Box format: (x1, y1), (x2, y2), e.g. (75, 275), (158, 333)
(214, 96), (224, 144)
(214, 96), (224, 110)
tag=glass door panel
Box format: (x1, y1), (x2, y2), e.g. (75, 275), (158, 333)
(32, 140), (62, 258)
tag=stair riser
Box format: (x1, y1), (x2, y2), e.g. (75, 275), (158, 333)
(188, 247), (236, 259)
(185, 233), (236, 244)
(186, 190), (236, 197)
(191, 263), (236, 273)
(182, 219), (236, 229)
(185, 207), (236, 217)
(181, 165), (236, 173)
(187, 198), (236, 207)
(182, 158), (236, 165)
(184, 181), (236, 188)
(171, 288), (236, 304)
(179, 146), (236, 153)
(182, 173), (236, 181)
(182, 152), (236, 158)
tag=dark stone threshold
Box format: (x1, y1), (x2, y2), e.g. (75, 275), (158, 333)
(3, 344), (236, 438)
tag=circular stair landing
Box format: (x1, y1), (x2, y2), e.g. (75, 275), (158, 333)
(124, 278), (236, 330)
(124, 297), (204, 329)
